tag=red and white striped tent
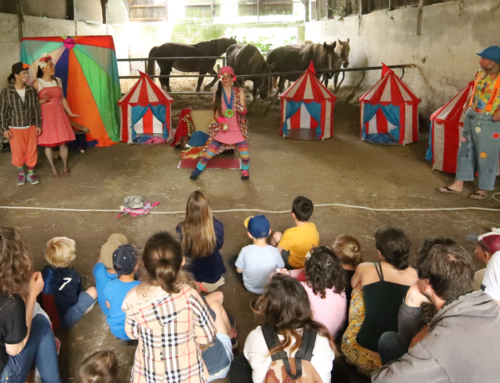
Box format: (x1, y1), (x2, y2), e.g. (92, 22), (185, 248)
(118, 71), (173, 143)
(360, 65), (420, 145)
(280, 62), (336, 140)
(428, 81), (474, 173)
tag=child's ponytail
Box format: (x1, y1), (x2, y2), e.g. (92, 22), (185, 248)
(143, 232), (184, 294)
(7, 74), (15, 84)
(155, 258), (179, 293)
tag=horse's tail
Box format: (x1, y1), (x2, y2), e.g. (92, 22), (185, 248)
(147, 46), (159, 76)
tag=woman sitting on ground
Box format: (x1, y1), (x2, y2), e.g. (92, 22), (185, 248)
(176, 190), (226, 292)
(341, 226), (417, 376)
(279, 246), (348, 338)
(0, 227), (60, 383)
(230, 273), (336, 383)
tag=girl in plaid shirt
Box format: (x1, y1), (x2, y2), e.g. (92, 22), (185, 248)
(122, 232), (216, 383)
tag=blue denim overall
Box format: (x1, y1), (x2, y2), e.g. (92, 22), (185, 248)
(456, 109), (500, 190)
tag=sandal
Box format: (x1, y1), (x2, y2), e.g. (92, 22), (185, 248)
(63, 168), (70, 177)
(51, 168), (60, 178)
(436, 186), (461, 194)
(469, 191), (488, 200)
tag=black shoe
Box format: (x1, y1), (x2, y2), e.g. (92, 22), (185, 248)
(190, 169), (201, 180)
(241, 170), (249, 181)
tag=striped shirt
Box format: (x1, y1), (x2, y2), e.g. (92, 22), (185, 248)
(0, 85), (41, 132)
(123, 283), (216, 383)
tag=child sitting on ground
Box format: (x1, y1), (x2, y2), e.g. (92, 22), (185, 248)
(230, 215), (284, 294)
(41, 236), (97, 329)
(333, 234), (363, 321)
(202, 291), (236, 382)
(279, 246), (347, 337)
(271, 196), (319, 269)
(104, 244), (140, 340)
(93, 234), (127, 316)
(470, 232), (500, 306)
(123, 231), (216, 383)
(79, 350), (118, 383)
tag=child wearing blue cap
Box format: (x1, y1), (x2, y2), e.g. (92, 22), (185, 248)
(230, 215), (285, 294)
(103, 244), (140, 340)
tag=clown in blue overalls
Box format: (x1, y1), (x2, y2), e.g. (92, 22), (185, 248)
(438, 46), (500, 200)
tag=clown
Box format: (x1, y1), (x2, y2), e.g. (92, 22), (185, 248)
(32, 53), (79, 178)
(190, 66), (250, 180)
(0, 62), (42, 185)
(438, 46), (500, 199)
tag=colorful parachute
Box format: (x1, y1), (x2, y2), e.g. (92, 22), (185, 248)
(20, 36), (121, 147)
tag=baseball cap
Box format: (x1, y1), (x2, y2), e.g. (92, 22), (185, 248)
(244, 215), (270, 239)
(477, 46), (500, 63)
(11, 62), (29, 75)
(113, 244), (139, 276)
(467, 232), (500, 254)
(100, 239), (123, 269)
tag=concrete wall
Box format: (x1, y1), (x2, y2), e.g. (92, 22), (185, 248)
(305, 0), (500, 118)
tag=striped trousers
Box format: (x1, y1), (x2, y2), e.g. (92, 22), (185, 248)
(196, 140), (249, 171)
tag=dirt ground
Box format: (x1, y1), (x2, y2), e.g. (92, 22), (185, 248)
(1, 79), (500, 383)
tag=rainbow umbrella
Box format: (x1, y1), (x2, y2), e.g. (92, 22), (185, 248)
(20, 36), (121, 147)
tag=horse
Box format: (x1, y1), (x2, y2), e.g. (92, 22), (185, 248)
(226, 44), (275, 107)
(147, 37), (237, 93)
(266, 42), (336, 94)
(326, 38), (350, 90)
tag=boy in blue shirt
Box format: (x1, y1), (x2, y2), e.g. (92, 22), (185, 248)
(41, 237), (97, 329)
(93, 234), (127, 316)
(104, 244), (140, 340)
(230, 215), (285, 294)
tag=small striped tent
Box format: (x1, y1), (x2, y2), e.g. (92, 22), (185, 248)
(280, 62), (336, 140)
(118, 71), (173, 143)
(360, 65), (420, 145)
(427, 82), (474, 173)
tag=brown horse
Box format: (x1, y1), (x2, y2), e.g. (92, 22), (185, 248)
(147, 37), (237, 92)
(266, 42), (336, 93)
(326, 38), (350, 90)
(226, 44), (275, 106)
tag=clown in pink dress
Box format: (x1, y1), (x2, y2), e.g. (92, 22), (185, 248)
(32, 54), (79, 178)
(190, 66), (250, 181)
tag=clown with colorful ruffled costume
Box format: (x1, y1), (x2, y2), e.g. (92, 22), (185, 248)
(190, 66), (250, 181)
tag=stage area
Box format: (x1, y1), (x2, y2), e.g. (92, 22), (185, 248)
(1, 90), (499, 382)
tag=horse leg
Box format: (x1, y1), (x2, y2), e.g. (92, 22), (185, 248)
(203, 68), (218, 90)
(196, 73), (205, 93)
(333, 73), (339, 91)
(247, 81), (257, 110)
(264, 77), (285, 116)
(324, 75), (329, 88)
(163, 67), (172, 93)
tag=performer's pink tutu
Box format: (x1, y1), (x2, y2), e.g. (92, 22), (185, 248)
(37, 85), (75, 147)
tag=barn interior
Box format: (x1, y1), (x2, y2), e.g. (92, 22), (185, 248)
(1, 1), (500, 382)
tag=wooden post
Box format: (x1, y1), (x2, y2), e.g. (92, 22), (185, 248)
(417, 0), (424, 35)
(210, 0), (214, 24)
(17, 0), (24, 41)
(388, 0), (393, 11)
(304, 0), (309, 22)
(257, 0), (260, 22)
(315, 0), (319, 19)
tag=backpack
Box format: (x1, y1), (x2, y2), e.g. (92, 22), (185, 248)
(262, 324), (323, 383)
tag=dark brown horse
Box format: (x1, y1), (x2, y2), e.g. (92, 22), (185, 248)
(147, 37), (237, 92)
(266, 42), (336, 93)
(226, 44), (275, 106)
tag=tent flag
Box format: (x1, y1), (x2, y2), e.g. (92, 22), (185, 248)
(20, 35), (121, 147)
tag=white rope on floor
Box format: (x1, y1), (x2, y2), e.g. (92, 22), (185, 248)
(2, 197), (500, 215)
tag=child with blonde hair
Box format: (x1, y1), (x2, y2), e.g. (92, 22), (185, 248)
(79, 350), (118, 383)
(41, 236), (97, 329)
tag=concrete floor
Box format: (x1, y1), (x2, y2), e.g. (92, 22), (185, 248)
(1, 92), (499, 383)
